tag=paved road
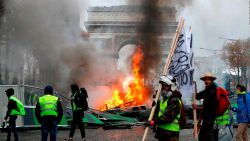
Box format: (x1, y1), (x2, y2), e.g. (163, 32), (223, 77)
(0, 127), (195, 141)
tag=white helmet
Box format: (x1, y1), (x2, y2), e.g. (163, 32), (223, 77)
(159, 75), (177, 91)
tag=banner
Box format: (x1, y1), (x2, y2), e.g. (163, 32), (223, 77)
(169, 27), (194, 104)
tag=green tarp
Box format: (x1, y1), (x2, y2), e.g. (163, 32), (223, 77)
(24, 107), (104, 127)
(96, 113), (139, 128)
(98, 113), (138, 122)
(66, 112), (104, 126)
(24, 107), (68, 127)
(83, 112), (104, 125)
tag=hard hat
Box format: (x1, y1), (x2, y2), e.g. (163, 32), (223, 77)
(200, 72), (216, 81)
(159, 75), (177, 91)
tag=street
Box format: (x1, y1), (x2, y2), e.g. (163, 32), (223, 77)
(0, 127), (195, 141)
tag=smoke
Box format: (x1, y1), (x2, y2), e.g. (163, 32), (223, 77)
(2, 0), (96, 91)
(180, 0), (250, 89)
(133, 0), (192, 91)
(1, 0), (197, 108)
(137, 0), (163, 81)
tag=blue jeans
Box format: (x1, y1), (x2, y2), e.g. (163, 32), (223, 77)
(41, 120), (57, 141)
(6, 115), (18, 141)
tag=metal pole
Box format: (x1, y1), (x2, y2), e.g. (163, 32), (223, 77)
(193, 81), (198, 140)
(237, 43), (240, 84)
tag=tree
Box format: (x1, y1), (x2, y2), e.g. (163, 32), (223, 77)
(221, 38), (250, 85)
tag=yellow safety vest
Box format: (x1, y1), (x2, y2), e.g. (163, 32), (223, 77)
(9, 96), (26, 116)
(215, 110), (229, 125)
(39, 95), (58, 117)
(158, 98), (181, 132)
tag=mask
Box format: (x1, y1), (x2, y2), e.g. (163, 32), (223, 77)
(161, 90), (173, 99)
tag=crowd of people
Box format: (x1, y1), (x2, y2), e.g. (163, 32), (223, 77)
(2, 72), (250, 141)
(3, 84), (88, 141)
(147, 72), (249, 141)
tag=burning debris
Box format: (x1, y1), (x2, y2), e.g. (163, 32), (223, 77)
(100, 0), (165, 111)
(100, 46), (150, 111)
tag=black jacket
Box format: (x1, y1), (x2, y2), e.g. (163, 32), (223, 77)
(35, 95), (63, 124)
(196, 83), (218, 121)
(71, 90), (88, 112)
(5, 98), (17, 119)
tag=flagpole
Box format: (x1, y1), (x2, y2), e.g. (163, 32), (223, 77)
(193, 81), (198, 140)
(142, 18), (184, 141)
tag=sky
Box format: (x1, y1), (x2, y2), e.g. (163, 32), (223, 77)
(86, 0), (250, 57)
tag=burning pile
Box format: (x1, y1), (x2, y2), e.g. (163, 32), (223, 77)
(100, 45), (150, 111)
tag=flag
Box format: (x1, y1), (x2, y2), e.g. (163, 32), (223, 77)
(169, 27), (194, 105)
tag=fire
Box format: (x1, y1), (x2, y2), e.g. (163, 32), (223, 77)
(100, 45), (149, 111)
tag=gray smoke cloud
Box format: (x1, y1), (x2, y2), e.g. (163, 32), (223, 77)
(2, 0), (129, 109)
(2, 0), (97, 92)
(180, 0), (250, 90)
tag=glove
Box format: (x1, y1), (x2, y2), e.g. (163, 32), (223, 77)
(145, 120), (155, 127)
(231, 107), (237, 112)
(192, 104), (202, 110)
(192, 104), (197, 109)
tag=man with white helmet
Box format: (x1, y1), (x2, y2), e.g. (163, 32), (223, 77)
(147, 75), (183, 141)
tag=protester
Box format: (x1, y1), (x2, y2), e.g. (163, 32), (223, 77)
(233, 84), (249, 141)
(66, 84), (87, 141)
(147, 75), (183, 141)
(4, 88), (26, 141)
(193, 72), (218, 141)
(35, 85), (63, 141)
(214, 109), (233, 141)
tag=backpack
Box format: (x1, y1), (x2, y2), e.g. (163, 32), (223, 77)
(215, 87), (230, 117)
(80, 88), (89, 111)
(179, 99), (187, 129)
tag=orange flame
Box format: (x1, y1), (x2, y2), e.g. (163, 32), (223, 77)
(100, 45), (149, 111)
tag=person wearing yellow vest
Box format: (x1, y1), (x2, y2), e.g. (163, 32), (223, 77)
(215, 110), (230, 125)
(214, 109), (233, 141)
(35, 85), (63, 141)
(4, 88), (25, 141)
(66, 84), (86, 141)
(147, 75), (182, 141)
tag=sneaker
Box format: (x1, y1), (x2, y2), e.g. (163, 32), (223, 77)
(82, 138), (86, 141)
(64, 138), (73, 141)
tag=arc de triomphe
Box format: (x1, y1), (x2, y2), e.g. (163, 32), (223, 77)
(84, 5), (178, 82)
